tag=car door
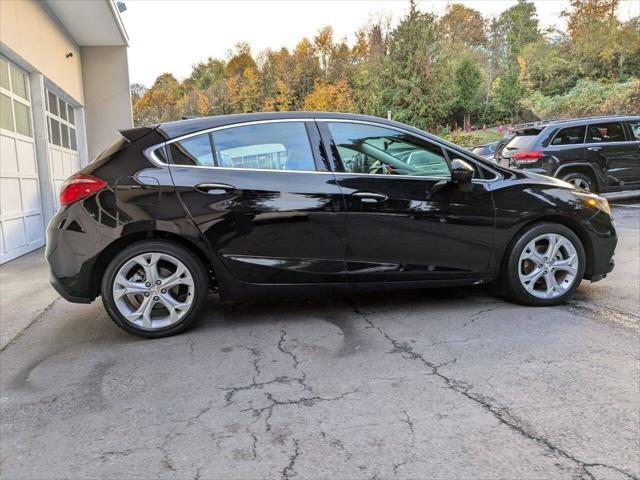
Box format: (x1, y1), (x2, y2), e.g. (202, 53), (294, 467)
(319, 120), (495, 283)
(624, 119), (640, 185)
(164, 120), (346, 284)
(585, 121), (639, 188)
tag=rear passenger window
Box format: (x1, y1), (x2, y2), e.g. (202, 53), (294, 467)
(587, 122), (626, 143)
(169, 122), (317, 172)
(551, 126), (585, 145)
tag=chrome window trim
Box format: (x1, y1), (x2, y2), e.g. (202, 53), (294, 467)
(144, 117), (503, 183)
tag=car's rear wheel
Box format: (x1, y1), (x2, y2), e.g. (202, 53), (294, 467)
(561, 172), (595, 193)
(101, 240), (209, 338)
(501, 223), (585, 306)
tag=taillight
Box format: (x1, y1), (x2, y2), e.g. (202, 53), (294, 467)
(59, 175), (106, 206)
(513, 151), (543, 162)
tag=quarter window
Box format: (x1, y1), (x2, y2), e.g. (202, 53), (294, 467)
(551, 125), (586, 145)
(627, 120), (640, 141)
(587, 122), (626, 143)
(170, 122), (317, 172)
(327, 122), (450, 178)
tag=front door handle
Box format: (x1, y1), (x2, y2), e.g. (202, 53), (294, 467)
(195, 183), (235, 194)
(351, 191), (388, 204)
(587, 146), (602, 152)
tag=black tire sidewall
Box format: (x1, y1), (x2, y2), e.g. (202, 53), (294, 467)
(505, 223), (586, 306)
(101, 240), (209, 338)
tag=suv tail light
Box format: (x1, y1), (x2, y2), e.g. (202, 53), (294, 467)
(513, 151), (543, 163)
(59, 175), (106, 206)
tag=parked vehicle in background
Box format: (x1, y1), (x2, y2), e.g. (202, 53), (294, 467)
(471, 142), (499, 160)
(46, 112), (617, 338)
(498, 115), (640, 193)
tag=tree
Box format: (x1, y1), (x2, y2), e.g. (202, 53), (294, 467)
(562, 0), (620, 37)
(225, 42), (257, 79)
(314, 26), (333, 79)
(492, 69), (524, 121)
(381, 0), (451, 129)
(303, 80), (355, 112)
(291, 38), (322, 108)
(440, 4), (486, 46)
(189, 57), (226, 90)
(454, 58), (482, 127)
(133, 73), (182, 125)
(499, 0), (542, 57)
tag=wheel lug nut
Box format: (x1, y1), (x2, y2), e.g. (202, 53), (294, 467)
(154, 296), (159, 301)
(144, 292), (150, 297)
(145, 282), (151, 287)
(156, 280), (161, 285)
(161, 289), (167, 294)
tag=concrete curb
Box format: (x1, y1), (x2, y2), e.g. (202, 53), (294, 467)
(602, 191), (640, 201)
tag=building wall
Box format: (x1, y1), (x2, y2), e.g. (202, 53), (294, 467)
(0, 0), (84, 105)
(81, 46), (132, 161)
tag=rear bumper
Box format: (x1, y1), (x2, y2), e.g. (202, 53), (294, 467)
(50, 272), (93, 303)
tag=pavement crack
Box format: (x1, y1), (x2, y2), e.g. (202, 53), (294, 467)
(243, 389), (359, 432)
(282, 438), (300, 480)
(349, 299), (638, 480)
(464, 306), (499, 326)
(401, 410), (415, 434)
(222, 376), (291, 407)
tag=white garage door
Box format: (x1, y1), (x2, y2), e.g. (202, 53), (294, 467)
(45, 88), (79, 210)
(0, 57), (45, 264)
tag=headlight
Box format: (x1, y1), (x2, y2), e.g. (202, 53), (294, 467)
(574, 192), (611, 215)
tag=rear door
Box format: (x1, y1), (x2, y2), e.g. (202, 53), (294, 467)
(585, 121), (639, 188)
(165, 120), (346, 284)
(624, 119), (640, 185)
(320, 120), (495, 283)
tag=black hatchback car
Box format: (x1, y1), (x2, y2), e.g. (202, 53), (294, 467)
(499, 115), (640, 193)
(46, 112), (617, 338)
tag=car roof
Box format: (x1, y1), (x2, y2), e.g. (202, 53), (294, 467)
(514, 115), (639, 134)
(154, 111), (403, 140)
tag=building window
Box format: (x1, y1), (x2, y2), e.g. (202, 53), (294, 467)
(45, 88), (77, 151)
(0, 57), (33, 138)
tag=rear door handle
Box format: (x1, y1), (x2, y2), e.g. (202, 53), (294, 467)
(587, 146), (602, 152)
(350, 191), (388, 204)
(195, 183), (235, 194)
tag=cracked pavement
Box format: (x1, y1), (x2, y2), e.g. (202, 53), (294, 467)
(1, 203), (638, 480)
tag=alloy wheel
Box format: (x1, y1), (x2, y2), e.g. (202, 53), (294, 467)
(518, 233), (579, 299)
(569, 178), (591, 191)
(112, 252), (195, 329)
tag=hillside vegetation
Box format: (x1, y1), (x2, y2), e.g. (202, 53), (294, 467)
(132, 0), (640, 133)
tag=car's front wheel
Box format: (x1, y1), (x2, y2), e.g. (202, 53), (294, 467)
(501, 223), (585, 306)
(101, 240), (209, 338)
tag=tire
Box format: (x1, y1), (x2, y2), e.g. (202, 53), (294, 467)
(561, 172), (596, 193)
(101, 240), (209, 338)
(500, 223), (585, 306)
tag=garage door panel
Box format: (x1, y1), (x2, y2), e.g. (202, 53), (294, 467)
(51, 149), (64, 177)
(16, 139), (36, 175)
(24, 214), (44, 244)
(0, 177), (22, 216)
(20, 178), (41, 212)
(3, 217), (27, 252)
(0, 135), (18, 174)
(1, 56), (45, 264)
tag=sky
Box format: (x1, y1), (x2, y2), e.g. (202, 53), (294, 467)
(122, 0), (640, 87)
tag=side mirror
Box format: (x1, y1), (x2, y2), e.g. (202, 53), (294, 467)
(450, 159), (475, 184)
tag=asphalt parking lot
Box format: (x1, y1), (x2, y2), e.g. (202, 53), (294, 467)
(1, 202), (638, 480)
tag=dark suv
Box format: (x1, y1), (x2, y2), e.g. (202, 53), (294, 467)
(46, 112), (617, 338)
(499, 116), (640, 193)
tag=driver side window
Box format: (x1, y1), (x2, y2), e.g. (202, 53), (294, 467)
(327, 122), (450, 178)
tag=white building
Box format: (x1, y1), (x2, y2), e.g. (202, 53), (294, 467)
(0, 0), (132, 263)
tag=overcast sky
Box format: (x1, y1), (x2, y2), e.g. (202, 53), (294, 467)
(122, 0), (639, 87)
